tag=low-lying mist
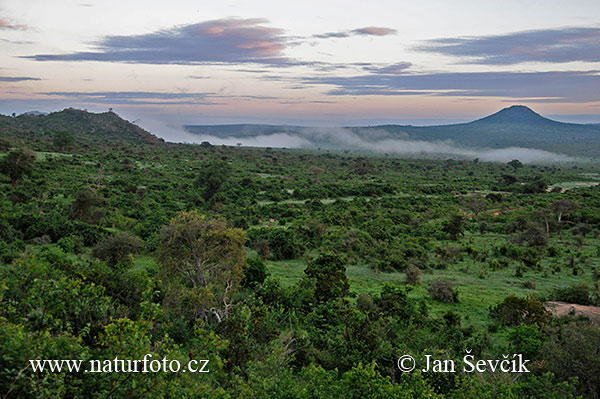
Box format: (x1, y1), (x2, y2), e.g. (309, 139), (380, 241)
(145, 122), (573, 163)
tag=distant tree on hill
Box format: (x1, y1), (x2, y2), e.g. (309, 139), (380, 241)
(71, 188), (99, 221)
(196, 160), (231, 201)
(551, 199), (578, 223)
(0, 148), (36, 187)
(52, 130), (74, 150)
(508, 159), (523, 170)
(467, 196), (487, 218)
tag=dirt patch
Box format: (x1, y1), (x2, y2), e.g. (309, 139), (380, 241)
(545, 301), (600, 325)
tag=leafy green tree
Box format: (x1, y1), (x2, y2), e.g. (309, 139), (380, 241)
(267, 228), (301, 260)
(375, 284), (416, 320)
(92, 232), (143, 267)
(467, 196), (487, 218)
(521, 177), (547, 194)
(52, 130), (74, 150)
(550, 199), (578, 223)
(550, 284), (596, 306)
(242, 256), (268, 288)
(443, 214), (464, 241)
(518, 222), (548, 247)
(0, 148), (36, 187)
(508, 324), (545, 359)
(159, 210), (246, 322)
(71, 187), (99, 220)
(196, 160), (231, 201)
(304, 252), (349, 303)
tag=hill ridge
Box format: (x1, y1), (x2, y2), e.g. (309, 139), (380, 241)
(0, 108), (163, 145)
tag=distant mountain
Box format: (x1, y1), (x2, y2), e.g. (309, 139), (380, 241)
(0, 108), (163, 145)
(186, 105), (600, 156)
(471, 105), (558, 126)
(21, 111), (48, 116)
(375, 105), (600, 154)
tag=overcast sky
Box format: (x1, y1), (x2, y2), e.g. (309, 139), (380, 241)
(1, 0), (599, 129)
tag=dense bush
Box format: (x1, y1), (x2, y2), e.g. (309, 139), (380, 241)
(490, 295), (550, 326)
(550, 284), (597, 306)
(92, 232), (143, 266)
(428, 279), (459, 303)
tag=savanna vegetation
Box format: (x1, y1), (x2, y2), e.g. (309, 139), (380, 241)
(1, 110), (600, 398)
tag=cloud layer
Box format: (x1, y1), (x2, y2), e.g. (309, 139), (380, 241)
(27, 18), (289, 65)
(301, 70), (600, 102)
(0, 76), (40, 82)
(40, 91), (218, 105)
(417, 27), (600, 64)
(314, 26), (397, 39)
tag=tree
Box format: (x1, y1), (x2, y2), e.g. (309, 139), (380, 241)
(542, 320), (600, 399)
(71, 187), (99, 221)
(309, 165), (324, 183)
(489, 295), (550, 326)
(52, 130), (74, 150)
(0, 138), (10, 152)
(196, 160), (231, 201)
(158, 210), (246, 322)
(466, 196), (487, 218)
(508, 159), (523, 170)
(443, 214), (464, 240)
(242, 256), (268, 288)
(92, 232), (143, 267)
(518, 222), (548, 247)
(428, 279), (459, 303)
(405, 263), (421, 285)
(304, 252), (349, 302)
(0, 148), (36, 187)
(550, 199), (578, 223)
(252, 238), (270, 260)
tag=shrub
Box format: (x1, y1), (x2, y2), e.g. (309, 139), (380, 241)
(550, 284), (596, 306)
(508, 324), (544, 359)
(242, 257), (268, 288)
(57, 235), (84, 254)
(490, 295), (550, 326)
(405, 263), (421, 286)
(267, 229), (301, 261)
(92, 232), (143, 267)
(428, 279), (458, 303)
(0, 240), (24, 264)
(304, 252), (349, 303)
(375, 284), (416, 320)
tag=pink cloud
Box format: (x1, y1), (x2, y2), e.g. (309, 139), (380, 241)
(352, 26), (397, 36)
(0, 18), (29, 31)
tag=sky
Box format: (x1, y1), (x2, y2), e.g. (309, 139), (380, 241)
(1, 0), (600, 133)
